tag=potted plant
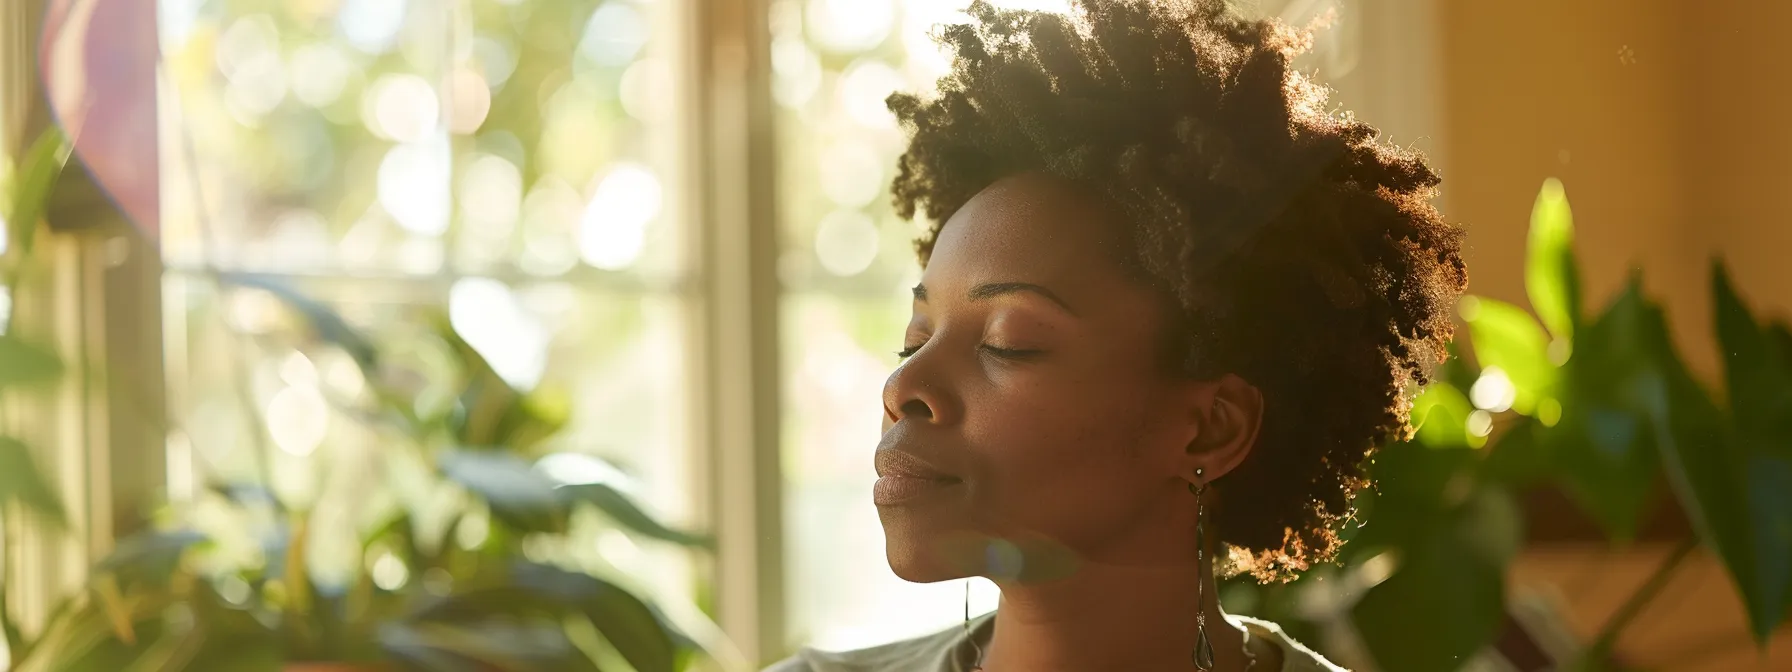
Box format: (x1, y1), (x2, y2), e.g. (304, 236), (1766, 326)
(1222, 178), (1792, 671)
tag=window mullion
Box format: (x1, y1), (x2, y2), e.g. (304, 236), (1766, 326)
(684, 0), (786, 665)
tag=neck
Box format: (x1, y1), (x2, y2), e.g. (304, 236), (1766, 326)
(978, 554), (1255, 672)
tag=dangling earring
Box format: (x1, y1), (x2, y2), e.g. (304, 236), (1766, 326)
(1190, 467), (1216, 671)
(965, 578), (986, 670)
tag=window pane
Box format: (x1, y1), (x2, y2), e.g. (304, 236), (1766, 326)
(162, 272), (696, 602)
(158, 0), (683, 281)
(156, 0), (696, 630)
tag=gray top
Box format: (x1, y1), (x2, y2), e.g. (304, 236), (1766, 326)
(765, 612), (1348, 671)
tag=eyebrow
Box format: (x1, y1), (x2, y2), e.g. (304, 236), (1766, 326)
(912, 282), (1077, 315)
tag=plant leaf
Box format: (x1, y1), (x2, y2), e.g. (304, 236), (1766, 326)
(1484, 417), (1550, 486)
(7, 127), (72, 257)
(1526, 178), (1581, 343)
(217, 273), (380, 372)
(1462, 296), (1557, 414)
(1410, 383), (1473, 449)
(1547, 282), (1670, 543)
(439, 315), (565, 450)
(439, 449), (568, 533)
(379, 619), (578, 672)
(0, 335), (64, 388)
(559, 482), (713, 548)
(1741, 451), (1792, 642)
(510, 561), (680, 672)
(93, 529), (207, 583)
(1605, 276), (1777, 641)
(1711, 260), (1792, 444)
(1353, 485), (1516, 672)
(0, 435), (66, 525)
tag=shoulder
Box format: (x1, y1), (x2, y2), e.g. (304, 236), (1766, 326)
(1230, 615), (1351, 672)
(761, 618), (982, 672)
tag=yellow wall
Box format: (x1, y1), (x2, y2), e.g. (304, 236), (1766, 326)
(1438, 0), (1716, 372)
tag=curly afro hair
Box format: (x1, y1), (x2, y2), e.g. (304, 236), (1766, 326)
(887, 0), (1467, 581)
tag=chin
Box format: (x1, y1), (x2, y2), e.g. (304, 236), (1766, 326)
(877, 508), (981, 583)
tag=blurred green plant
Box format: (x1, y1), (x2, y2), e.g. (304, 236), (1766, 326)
(4, 264), (727, 671)
(1225, 177), (1792, 672)
(0, 125), (76, 666)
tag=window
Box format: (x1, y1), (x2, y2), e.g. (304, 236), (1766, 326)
(157, 0), (696, 607)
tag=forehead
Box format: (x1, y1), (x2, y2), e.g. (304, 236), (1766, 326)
(925, 173), (1135, 291)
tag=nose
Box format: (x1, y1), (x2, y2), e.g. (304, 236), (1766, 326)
(882, 349), (958, 427)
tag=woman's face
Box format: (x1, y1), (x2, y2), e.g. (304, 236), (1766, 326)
(876, 173), (1215, 582)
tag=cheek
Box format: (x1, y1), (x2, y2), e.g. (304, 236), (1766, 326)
(960, 369), (1168, 523)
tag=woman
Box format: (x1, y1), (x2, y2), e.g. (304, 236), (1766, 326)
(772, 1), (1465, 670)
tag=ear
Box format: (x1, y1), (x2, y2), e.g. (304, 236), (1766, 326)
(1182, 373), (1263, 485)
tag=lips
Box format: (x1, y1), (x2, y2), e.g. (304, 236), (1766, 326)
(873, 449), (962, 506)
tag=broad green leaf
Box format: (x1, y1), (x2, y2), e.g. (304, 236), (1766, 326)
(439, 449), (568, 533)
(0, 334), (64, 388)
(439, 315), (567, 450)
(1711, 261), (1792, 442)
(559, 482), (714, 548)
(1549, 282), (1668, 543)
(7, 127), (72, 257)
(1353, 485), (1516, 672)
(1344, 440), (1480, 561)
(1526, 178), (1581, 343)
(1483, 417), (1550, 486)
(1612, 279), (1775, 641)
(510, 561), (680, 672)
(1545, 406), (1656, 543)
(1461, 296), (1556, 414)
(1410, 383), (1472, 448)
(0, 435), (66, 525)
(1742, 452), (1792, 641)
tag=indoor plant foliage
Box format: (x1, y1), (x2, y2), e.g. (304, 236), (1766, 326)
(1223, 178), (1792, 671)
(1, 126), (76, 667)
(4, 267), (724, 671)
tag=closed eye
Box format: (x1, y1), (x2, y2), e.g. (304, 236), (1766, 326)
(980, 344), (1043, 360)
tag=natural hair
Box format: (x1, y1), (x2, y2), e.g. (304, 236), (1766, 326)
(887, 0), (1467, 581)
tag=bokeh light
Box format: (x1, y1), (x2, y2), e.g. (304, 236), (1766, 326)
(215, 14), (280, 83)
(579, 163), (662, 270)
(1469, 366), (1517, 413)
(364, 73), (441, 142)
(837, 59), (905, 129)
(338, 0), (409, 54)
(619, 58), (673, 122)
(460, 153), (524, 231)
(371, 551), (409, 590)
(266, 383), (329, 457)
(579, 2), (650, 67)
(1467, 409), (1495, 438)
(290, 43), (357, 108)
(520, 178), (584, 276)
(449, 67), (493, 134)
(813, 210), (880, 276)
(817, 142), (884, 208)
(773, 37), (824, 109)
(450, 277), (550, 391)
(807, 0), (895, 54)
(473, 37), (518, 89)
(377, 135), (452, 236)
